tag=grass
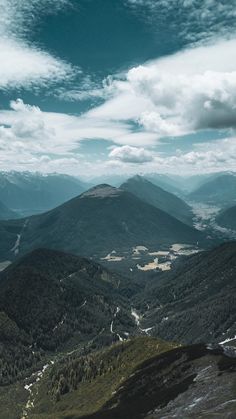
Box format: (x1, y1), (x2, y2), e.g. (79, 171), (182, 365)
(0, 382), (28, 419)
(29, 337), (178, 419)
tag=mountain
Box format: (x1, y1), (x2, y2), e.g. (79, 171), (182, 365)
(0, 184), (203, 262)
(165, 173), (224, 194)
(134, 242), (236, 344)
(121, 175), (193, 225)
(0, 171), (90, 215)
(0, 200), (18, 220)
(1, 246), (236, 418)
(20, 338), (236, 419)
(146, 173), (183, 195)
(216, 205), (236, 231)
(188, 173), (236, 207)
(0, 248), (135, 386)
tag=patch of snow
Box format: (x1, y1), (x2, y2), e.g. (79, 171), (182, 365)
(187, 397), (204, 409)
(0, 261), (11, 271)
(162, 317), (169, 322)
(21, 363), (50, 418)
(79, 299), (87, 309)
(131, 309), (141, 326)
(219, 335), (236, 345)
(117, 334), (124, 342)
(11, 234), (21, 255)
(140, 326), (154, 335)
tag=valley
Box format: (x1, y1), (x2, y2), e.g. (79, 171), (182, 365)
(0, 171), (236, 419)
(191, 201), (236, 240)
(0, 240), (236, 418)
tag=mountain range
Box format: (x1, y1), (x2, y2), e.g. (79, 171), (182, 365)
(0, 171), (236, 419)
(0, 171), (90, 216)
(0, 184), (203, 262)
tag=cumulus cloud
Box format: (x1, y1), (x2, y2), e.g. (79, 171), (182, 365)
(106, 136), (236, 175)
(160, 136), (236, 173)
(87, 39), (236, 138)
(130, 66), (236, 133)
(0, 99), (151, 173)
(0, 0), (73, 90)
(109, 145), (154, 163)
(0, 98), (235, 174)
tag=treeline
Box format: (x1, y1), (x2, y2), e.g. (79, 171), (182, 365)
(48, 343), (128, 401)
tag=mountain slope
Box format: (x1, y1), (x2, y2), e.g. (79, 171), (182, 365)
(189, 173), (236, 207)
(0, 248), (134, 385)
(0, 185), (203, 262)
(26, 339), (236, 419)
(146, 174), (183, 195)
(216, 205), (236, 231)
(121, 175), (193, 225)
(30, 337), (177, 418)
(0, 171), (89, 215)
(135, 242), (236, 344)
(0, 200), (17, 220)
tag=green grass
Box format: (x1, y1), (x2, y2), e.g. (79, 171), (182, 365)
(0, 382), (28, 419)
(29, 337), (179, 419)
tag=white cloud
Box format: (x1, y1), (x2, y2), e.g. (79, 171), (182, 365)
(161, 136), (236, 173)
(126, 0), (236, 45)
(109, 145), (154, 163)
(85, 39), (236, 139)
(0, 99), (146, 172)
(58, 75), (115, 102)
(0, 0), (73, 90)
(0, 0), (69, 39)
(0, 98), (235, 174)
(106, 136), (236, 175)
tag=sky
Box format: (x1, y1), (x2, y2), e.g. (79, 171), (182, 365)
(0, 0), (236, 178)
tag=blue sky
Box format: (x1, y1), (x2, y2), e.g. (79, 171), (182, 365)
(0, 0), (236, 177)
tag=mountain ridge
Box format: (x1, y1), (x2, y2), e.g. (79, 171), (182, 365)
(189, 173), (236, 207)
(121, 175), (193, 225)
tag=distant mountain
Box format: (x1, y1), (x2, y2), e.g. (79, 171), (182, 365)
(0, 184), (203, 262)
(0, 248), (134, 385)
(188, 173), (236, 207)
(135, 242), (236, 344)
(146, 173), (183, 195)
(166, 173), (224, 194)
(0, 200), (18, 220)
(27, 338), (236, 419)
(216, 205), (236, 231)
(0, 171), (90, 215)
(121, 175), (193, 225)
